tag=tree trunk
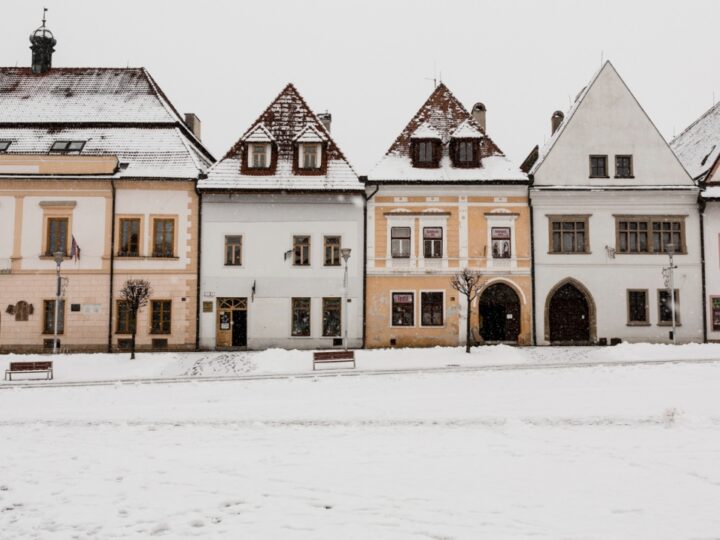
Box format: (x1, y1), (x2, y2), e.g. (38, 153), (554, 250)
(465, 295), (472, 353)
(130, 323), (137, 360)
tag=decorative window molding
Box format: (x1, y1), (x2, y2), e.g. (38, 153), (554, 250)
(548, 215), (590, 254)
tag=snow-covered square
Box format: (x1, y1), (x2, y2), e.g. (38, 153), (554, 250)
(1, 348), (719, 538)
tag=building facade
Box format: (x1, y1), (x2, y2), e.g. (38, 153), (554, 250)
(528, 62), (702, 345)
(365, 84), (531, 348)
(0, 22), (212, 352)
(198, 84), (365, 350)
(671, 101), (720, 342)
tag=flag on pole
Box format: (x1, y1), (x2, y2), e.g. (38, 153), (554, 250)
(70, 235), (81, 262)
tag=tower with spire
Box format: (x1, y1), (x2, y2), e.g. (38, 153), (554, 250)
(29, 8), (56, 74)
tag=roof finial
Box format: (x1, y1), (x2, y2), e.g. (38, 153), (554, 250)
(42, 7), (47, 28)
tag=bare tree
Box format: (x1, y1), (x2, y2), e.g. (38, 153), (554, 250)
(451, 269), (482, 353)
(119, 279), (152, 360)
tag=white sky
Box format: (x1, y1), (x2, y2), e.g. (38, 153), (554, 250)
(2, 0), (719, 173)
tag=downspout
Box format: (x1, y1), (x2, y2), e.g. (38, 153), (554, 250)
(528, 174), (537, 346)
(699, 195), (708, 343)
(362, 178), (380, 349)
(107, 178), (117, 353)
(195, 178), (204, 351)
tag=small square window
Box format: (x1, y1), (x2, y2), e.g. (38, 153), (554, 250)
(50, 141), (85, 153)
(615, 155), (633, 178)
(589, 155), (608, 177)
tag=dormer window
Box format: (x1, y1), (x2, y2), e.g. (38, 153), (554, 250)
(299, 143), (321, 169)
(250, 143), (270, 168)
(451, 139), (480, 168)
(411, 140), (441, 168)
(0, 141), (11, 152)
(50, 141), (85, 153)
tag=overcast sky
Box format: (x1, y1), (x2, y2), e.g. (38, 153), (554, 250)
(2, 0), (719, 173)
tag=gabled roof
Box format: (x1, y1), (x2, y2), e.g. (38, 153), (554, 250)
(451, 120), (484, 139)
(242, 124), (275, 142)
(200, 83), (362, 191)
(293, 124), (327, 143)
(671, 101), (720, 182)
(368, 83), (526, 183)
(0, 67), (214, 179)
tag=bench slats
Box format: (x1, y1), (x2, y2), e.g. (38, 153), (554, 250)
(313, 351), (355, 371)
(5, 361), (54, 381)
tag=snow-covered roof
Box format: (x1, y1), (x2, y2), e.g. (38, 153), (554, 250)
(451, 120), (484, 139)
(368, 83), (526, 183)
(0, 126), (211, 178)
(242, 124), (275, 143)
(0, 67), (213, 179)
(671, 101), (720, 182)
(527, 66), (602, 175)
(200, 83), (362, 192)
(410, 122), (442, 140)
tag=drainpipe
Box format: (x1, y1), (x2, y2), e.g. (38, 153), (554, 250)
(107, 178), (116, 353)
(699, 196), (708, 343)
(195, 179), (204, 351)
(528, 175), (537, 346)
(362, 177), (379, 349)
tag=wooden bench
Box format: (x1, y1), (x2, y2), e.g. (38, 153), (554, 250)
(313, 351), (355, 370)
(4, 361), (54, 381)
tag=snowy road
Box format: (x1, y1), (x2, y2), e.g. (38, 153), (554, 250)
(1, 361), (719, 538)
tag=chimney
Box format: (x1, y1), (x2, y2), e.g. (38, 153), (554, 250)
(184, 113), (201, 140)
(551, 111), (564, 135)
(318, 112), (332, 133)
(29, 10), (56, 75)
(471, 103), (486, 132)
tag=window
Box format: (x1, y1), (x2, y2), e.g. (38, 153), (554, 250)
(150, 300), (172, 334)
(589, 155), (608, 177)
(615, 155), (633, 178)
(452, 140), (477, 167)
(322, 297), (342, 337)
(301, 144), (320, 169)
(225, 235), (242, 266)
(291, 297), (311, 336)
(46, 217), (69, 256)
(152, 218), (175, 257)
(616, 217), (685, 254)
(118, 218), (140, 256)
(417, 141), (434, 164)
(50, 140), (86, 153)
(658, 289), (680, 325)
(293, 235), (310, 266)
(43, 299), (65, 334)
(491, 227), (512, 258)
(116, 300), (136, 334)
(391, 227), (411, 258)
(14, 301), (30, 322)
(627, 290), (649, 325)
(0, 141), (11, 152)
(421, 292), (443, 326)
(423, 227), (443, 258)
(549, 217), (588, 254)
(712, 298), (720, 331)
(391, 292), (414, 326)
(324, 236), (341, 266)
(251, 144), (269, 168)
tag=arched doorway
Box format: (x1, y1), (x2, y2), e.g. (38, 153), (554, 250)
(479, 283), (520, 343)
(548, 282), (591, 343)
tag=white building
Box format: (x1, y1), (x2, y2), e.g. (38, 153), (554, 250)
(671, 101), (720, 342)
(527, 61), (702, 344)
(198, 84), (365, 350)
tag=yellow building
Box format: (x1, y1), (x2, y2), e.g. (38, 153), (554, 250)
(364, 84), (532, 348)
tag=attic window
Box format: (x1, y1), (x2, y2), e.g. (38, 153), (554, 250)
(250, 143), (270, 168)
(0, 141), (11, 152)
(299, 143), (321, 169)
(451, 140), (480, 168)
(50, 141), (86, 153)
(411, 140), (441, 168)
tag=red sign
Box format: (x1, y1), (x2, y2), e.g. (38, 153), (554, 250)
(424, 227), (443, 239)
(492, 227), (511, 240)
(393, 293), (413, 304)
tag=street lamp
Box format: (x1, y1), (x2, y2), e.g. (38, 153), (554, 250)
(662, 243), (678, 345)
(341, 248), (351, 351)
(53, 250), (64, 354)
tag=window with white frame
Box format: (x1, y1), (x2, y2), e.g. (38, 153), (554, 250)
(250, 143), (270, 168)
(300, 143), (321, 169)
(391, 227), (411, 258)
(421, 292), (443, 326)
(423, 227), (443, 258)
(491, 227), (511, 259)
(391, 292), (414, 326)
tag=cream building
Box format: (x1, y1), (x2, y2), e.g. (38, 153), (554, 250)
(0, 21), (212, 352)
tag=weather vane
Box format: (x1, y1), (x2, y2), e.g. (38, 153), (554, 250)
(42, 7), (48, 28)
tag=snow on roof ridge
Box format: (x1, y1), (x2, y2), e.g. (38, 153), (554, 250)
(451, 119), (484, 139)
(410, 122), (442, 139)
(293, 124), (328, 142)
(528, 61), (607, 175)
(242, 123), (275, 142)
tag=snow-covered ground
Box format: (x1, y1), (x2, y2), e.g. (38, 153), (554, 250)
(2, 342), (720, 384)
(1, 358), (719, 538)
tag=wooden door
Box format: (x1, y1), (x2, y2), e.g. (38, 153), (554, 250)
(549, 284), (590, 343)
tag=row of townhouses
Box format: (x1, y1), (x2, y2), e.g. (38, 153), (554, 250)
(0, 22), (718, 352)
